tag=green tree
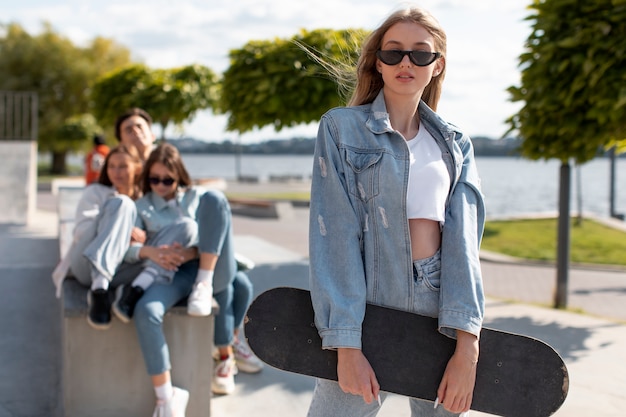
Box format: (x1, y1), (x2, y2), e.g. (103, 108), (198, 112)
(219, 28), (367, 134)
(91, 64), (219, 140)
(507, 0), (626, 308)
(54, 113), (101, 153)
(0, 22), (132, 173)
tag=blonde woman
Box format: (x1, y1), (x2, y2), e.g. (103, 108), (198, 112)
(308, 6), (485, 416)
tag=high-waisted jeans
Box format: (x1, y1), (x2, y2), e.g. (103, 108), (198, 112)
(307, 251), (461, 417)
(70, 195), (137, 286)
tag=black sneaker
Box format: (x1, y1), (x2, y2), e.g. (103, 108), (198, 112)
(87, 289), (111, 330)
(112, 285), (144, 323)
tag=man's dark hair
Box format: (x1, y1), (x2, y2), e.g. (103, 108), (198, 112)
(93, 134), (106, 146)
(114, 108), (153, 141)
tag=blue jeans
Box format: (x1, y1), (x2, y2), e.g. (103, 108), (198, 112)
(308, 252), (459, 416)
(308, 379), (461, 417)
(132, 268), (254, 375)
(214, 271), (253, 347)
(71, 195), (136, 286)
(133, 260), (197, 375)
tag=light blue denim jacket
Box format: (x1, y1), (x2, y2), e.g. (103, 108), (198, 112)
(125, 186), (205, 263)
(309, 90), (486, 350)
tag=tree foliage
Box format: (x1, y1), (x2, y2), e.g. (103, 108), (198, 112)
(507, 0), (626, 163)
(220, 28), (367, 134)
(0, 23), (131, 158)
(55, 113), (101, 147)
(91, 64), (219, 140)
(0, 22), (131, 174)
(507, 0), (626, 308)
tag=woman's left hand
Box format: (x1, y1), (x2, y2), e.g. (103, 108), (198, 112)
(130, 227), (146, 244)
(168, 242), (198, 264)
(436, 331), (479, 414)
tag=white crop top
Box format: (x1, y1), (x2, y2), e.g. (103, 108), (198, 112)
(406, 124), (450, 223)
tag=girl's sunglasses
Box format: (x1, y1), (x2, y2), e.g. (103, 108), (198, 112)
(148, 176), (176, 186)
(376, 50), (441, 67)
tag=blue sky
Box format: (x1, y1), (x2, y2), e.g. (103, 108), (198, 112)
(1, 0), (532, 142)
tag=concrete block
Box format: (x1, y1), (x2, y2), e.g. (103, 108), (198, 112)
(56, 187), (84, 258)
(229, 199), (294, 219)
(0, 141), (37, 225)
(62, 279), (214, 417)
(57, 185), (218, 416)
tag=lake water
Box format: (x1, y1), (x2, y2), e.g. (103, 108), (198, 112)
(180, 154), (626, 219)
(59, 152), (625, 219)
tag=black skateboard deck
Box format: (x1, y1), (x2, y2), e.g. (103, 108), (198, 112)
(244, 287), (568, 417)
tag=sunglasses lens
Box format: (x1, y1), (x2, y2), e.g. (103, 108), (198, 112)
(149, 177), (175, 186)
(377, 50), (439, 67)
(377, 50), (403, 65)
(410, 51), (437, 66)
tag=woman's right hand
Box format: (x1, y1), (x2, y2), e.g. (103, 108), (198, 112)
(140, 245), (185, 271)
(337, 348), (380, 404)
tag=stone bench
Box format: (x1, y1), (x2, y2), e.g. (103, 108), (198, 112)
(228, 197), (294, 219)
(57, 187), (216, 417)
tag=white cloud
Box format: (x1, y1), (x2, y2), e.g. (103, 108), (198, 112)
(1, 0), (532, 141)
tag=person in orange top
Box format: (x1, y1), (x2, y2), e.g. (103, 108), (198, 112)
(85, 134), (110, 184)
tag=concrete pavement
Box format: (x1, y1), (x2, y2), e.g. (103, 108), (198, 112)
(0, 188), (625, 416)
(221, 194), (626, 417)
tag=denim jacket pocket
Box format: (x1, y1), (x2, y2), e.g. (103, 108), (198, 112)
(344, 149), (382, 202)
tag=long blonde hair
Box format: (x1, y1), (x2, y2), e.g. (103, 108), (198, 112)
(349, 7), (447, 110)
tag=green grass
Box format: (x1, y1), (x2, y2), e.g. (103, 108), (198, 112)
(482, 218), (626, 267)
(37, 163), (83, 181)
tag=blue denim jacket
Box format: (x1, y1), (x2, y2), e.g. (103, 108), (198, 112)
(125, 187), (204, 263)
(309, 91), (486, 350)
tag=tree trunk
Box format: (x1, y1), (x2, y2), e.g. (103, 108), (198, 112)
(555, 162), (570, 309)
(235, 135), (242, 181)
(575, 163), (583, 226)
(609, 146), (620, 219)
(51, 150), (68, 175)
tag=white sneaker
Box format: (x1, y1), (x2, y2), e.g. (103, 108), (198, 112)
(152, 387), (189, 417)
(212, 356), (237, 395)
(233, 337), (264, 373)
(187, 281), (213, 316)
(235, 253), (255, 271)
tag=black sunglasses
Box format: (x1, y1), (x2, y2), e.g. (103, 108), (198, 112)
(148, 176), (176, 186)
(376, 50), (441, 67)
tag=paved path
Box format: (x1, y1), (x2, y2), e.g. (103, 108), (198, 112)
(0, 188), (624, 416)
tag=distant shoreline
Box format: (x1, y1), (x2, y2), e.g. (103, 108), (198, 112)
(169, 136), (625, 159)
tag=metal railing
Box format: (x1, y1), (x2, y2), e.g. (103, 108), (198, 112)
(0, 91), (38, 141)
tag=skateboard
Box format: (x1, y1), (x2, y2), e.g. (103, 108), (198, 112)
(244, 287), (569, 417)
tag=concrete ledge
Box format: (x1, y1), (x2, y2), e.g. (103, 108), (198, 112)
(0, 141), (37, 225)
(229, 198), (294, 219)
(52, 178), (85, 195)
(62, 278), (215, 416)
(57, 185), (217, 416)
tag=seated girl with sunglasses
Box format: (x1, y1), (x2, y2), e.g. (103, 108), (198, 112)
(113, 142), (263, 401)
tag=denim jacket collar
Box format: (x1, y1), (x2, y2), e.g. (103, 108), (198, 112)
(148, 188), (186, 211)
(365, 89), (456, 140)
(365, 91), (395, 134)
